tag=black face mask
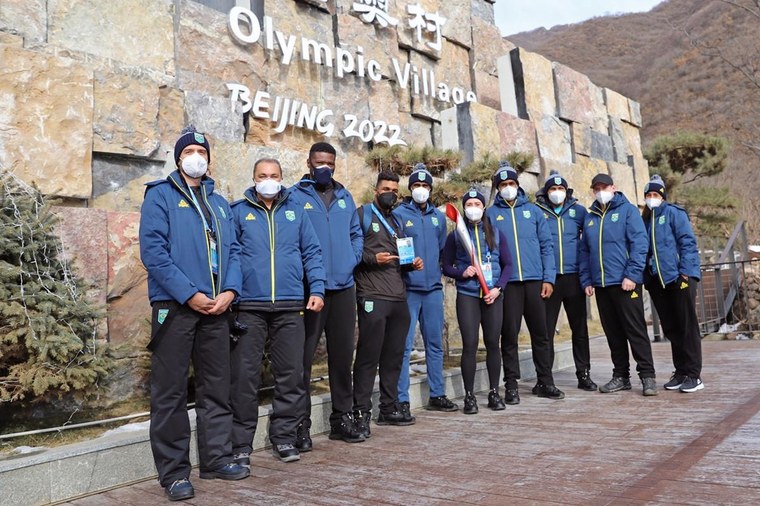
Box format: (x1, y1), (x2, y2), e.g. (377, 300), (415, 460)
(377, 192), (397, 210)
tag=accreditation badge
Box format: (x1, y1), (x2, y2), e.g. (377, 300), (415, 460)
(397, 237), (415, 265)
(481, 262), (493, 287)
(209, 235), (219, 274)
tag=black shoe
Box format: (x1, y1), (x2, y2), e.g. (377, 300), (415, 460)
(463, 392), (478, 414)
(504, 387), (520, 405)
(295, 420), (312, 452)
(165, 478), (194, 501)
(535, 383), (565, 399)
(487, 389), (506, 410)
(233, 452), (250, 467)
(329, 413), (365, 443)
(426, 395), (459, 412)
(531, 383), (539, 395)
(576, 370), (598, 391)
(679, 376), (704, 393)
(377, 407), (416, 426)
(664, 372), (687, 390)
(354, 410), (371, 439)
(199, 462), (250, 480)
(599, 376), (632, 393)
(398, 401), (416, 423)
(271, 443), (300, 463)
(642, 377), (658, 396)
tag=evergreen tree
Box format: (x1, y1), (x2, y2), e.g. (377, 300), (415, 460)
(0, 170), (113, 404)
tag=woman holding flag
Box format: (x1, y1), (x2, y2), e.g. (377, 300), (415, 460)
(442, 189), (513, 414)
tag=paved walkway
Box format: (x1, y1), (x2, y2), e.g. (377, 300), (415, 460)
(67, 338), (760, 505)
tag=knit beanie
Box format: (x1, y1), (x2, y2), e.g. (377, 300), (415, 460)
(462, 188), (486, 208)
(408, 163), (433, 189)
(644, 174), (667, 199)
(543, 170), (568, 193)
(492, 160), (518, 186)
(174, 125), (211, 165)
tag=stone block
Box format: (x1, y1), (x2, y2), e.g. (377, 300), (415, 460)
(410, 39), (471, 120)
(395, 0), (445, 60)
(628, 99), (642, 127)
(535, 115), (572, 164)
(440, 106), (458, 151)
(604, 87), (631, 123)
(454, 101), (497, 165)
(497, 53), (518, 117)
(621, 121), (644, 161)
(496, 112), (540, 173)
(369, 79), (402, 128)
(184, 90), (245, 143)
(336, 11), (400, 78)
(158, 86), (186, 162)
(0, 32), (24, 47)
(1, 464), (51, 506)
(93, 72), (161, 157)
(471, 0), (495, 24)
(553, 62), (594, 126)
(510, 47), (556, 121)
(91, 156), (168, 213)
(267, 0), (335, 50)
(517, 172), (539, 195)
(399, 114), (434, 149)
(608, 161), (638, 205)
(48, 0), (174, 73)
(591, 84), (610, 133)
(631, 155), (650, 200)
(0, 46), (93, 199)
(570, 122), (592, 158)
(107, 211), (143, 299)
(473, 69), (500, 111)
(176, 0), (267, 96)
(299, 0), (335, 13)
(440, 0), (472, 48)
(609, 117), (629, 164)
(471, 16), (513, 77)
(0, 0), (47, 46)
(590, 131), (614, 162)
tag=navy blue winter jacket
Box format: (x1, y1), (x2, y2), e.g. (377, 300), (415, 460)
(486, 190), (556, 284)
(535, 192), (588, 275)
(579, 192), (648, 288)
(231, 187), (326, 305)
(392, 199), (447, 292)
(644, 201), (701, 287)
(290, 178), (363, 291)
(140, 171), (242, 304)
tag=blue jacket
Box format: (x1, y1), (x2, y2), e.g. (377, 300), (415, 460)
(644, 202), (701, 286)
(486, 190), (556, 284)
(231, 187), (326, 304)
(393, 199), (447, 292)
(535, 193), (588, 275)
(140, 171), (242, 304)
(290, 178), (363, 291)
(579, 192), (648, 288)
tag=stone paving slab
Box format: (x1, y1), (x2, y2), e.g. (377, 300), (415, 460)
(60, 338), (760, 505)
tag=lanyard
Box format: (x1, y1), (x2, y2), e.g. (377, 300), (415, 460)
(472, 223), (491, 263)
(189, 186), (213, 234)
(370, 203), (398, 239)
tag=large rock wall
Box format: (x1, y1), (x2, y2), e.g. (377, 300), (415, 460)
(0, 0), (647, 404)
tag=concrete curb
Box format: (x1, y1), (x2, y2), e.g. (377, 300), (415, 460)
(0, 339), (582, 506)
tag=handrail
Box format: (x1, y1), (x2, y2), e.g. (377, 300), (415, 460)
(717, 221), (747, 264)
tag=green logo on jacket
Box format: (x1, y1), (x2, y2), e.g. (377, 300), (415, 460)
(569, 209), (576, 218)
(364, 300), (374, 313)
(523, 210), (531, 219)
(658, 216), (666, 225)
(611, 213), (619, 223)
(432, 216), (439, 227)
(372, 223), (380, 233)
(338, 199), (346, 209)
(285, 210), (296, 221)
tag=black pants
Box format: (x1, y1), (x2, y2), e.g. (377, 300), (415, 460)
(545, 273), (591, 373)
(302, 286), (356, 424)
(148, 302), (233, 487)
(230, 309), (306, 449)
(456, 293), (503, 392)
(647, 277), (702, 378)
(595, 285), (656, 379)
(353, 298), (411, 413)
(501, 280), (555, 387)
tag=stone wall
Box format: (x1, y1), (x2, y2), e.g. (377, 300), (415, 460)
(0, 0), (647, 404)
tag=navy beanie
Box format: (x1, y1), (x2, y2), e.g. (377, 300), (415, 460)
(408, 163), (433, 189)
(644, 174), (667, 199)
(492, 160), (518, 186)
(174, 125), (211, 165)
(543, 170), (568, 193)
(462, 188), (486, 208)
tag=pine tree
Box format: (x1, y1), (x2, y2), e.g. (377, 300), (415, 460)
(0, 170), (113, 403)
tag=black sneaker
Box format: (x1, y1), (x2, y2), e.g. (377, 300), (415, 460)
(426, 396), (459, 412)
(271, 443), (300, 463)
(576, 370), (598, 391)
(642, 377), (658, 396)
(679, 377), (704, 393)
(165, 478), (194, 501)
(199, 462), (250, 480)
(531, 383), (539, 395)
(377, 408), (416, 426)
(233, 451), (250, 467)
(536, 383), (565, 400)
(487, 389), (506, 410)
(354, 410), (371, 439)
(463, 392), (478, 414)
(599, 376), (632, 393)
(295, 421), (312, 452)
(504, 387), (520, 405)
(398, 401), (416, 424)
(664, 373), (687, 390)
(329, 413), (365, 443)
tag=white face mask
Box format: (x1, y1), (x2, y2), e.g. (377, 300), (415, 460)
(549, 190), (566, 205)
(181, 152), (208, 178)
(500, 185), (518, 201)
(645, 197), (662, 209)
(464, 206), (483, 222)
(411, 187), (430, 204)
(256, 178), (282, 199)
(595, 190), (614, 205)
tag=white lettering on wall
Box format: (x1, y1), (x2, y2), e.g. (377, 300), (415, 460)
(407, 4), (446, 52)
(352, 0), (398, 28)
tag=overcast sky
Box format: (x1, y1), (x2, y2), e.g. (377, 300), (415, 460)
(494, 0), (665, 36)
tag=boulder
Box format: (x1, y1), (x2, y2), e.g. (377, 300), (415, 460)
(509, 48), (556, 121)
(0, 0), (47, 46)
(554, 62), (594, 126)
(603, 87), (631, 123)
(534, 115), (572, 164)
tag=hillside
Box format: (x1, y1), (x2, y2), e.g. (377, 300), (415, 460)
(507, 0), (760, 241)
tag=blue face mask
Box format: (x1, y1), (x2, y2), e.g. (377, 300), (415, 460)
(313, 165), (333, 185)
